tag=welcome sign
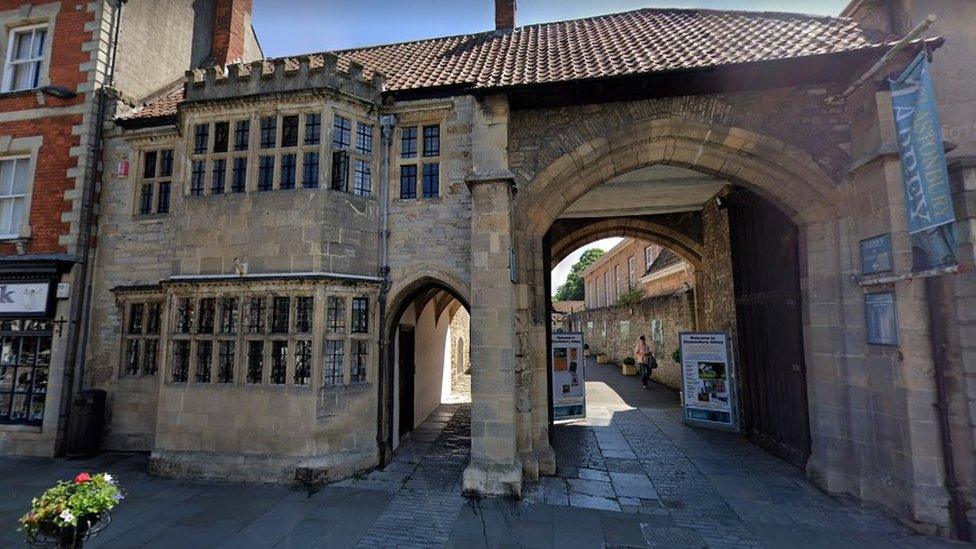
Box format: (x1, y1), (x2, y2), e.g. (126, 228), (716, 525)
(890, 53), (955, 235)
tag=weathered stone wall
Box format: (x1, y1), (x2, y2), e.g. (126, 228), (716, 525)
(450, 307), (470, 382)
(89, 89), (387, 482)
(386, 97), (473, 302)
(698, 197), (737, 335)
(571, 292), (695, 390)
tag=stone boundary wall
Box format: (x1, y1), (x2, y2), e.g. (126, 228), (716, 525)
(570, 291), (695, 390)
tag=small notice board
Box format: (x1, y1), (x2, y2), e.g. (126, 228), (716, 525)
(679, 332), (737, 430)
(551, 332), (585, 420)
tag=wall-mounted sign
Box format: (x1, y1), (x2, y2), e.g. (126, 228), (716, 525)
(860, 234), (892, 275)
(0, 282), (53, 317)
(890, 53), (956, 235)
(679, 332), (737, 430)
(551, 331), (585, 421)
(865, 292), (898, 346)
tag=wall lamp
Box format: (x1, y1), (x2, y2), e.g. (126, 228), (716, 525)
(39, 85), (77, 99)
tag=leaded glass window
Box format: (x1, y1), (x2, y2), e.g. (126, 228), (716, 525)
(351, 297), (369, 333)
(351, 340), (368, 383)
(324, 340), (343, 387)
(270, 340), (287, 384)
(327, 296), (345, 334)
(294, 340), (311, 385)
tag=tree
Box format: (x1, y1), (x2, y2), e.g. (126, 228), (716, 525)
(554, 248), (605, 301)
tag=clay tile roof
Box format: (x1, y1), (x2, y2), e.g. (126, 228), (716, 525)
(120, 8), (895, 123)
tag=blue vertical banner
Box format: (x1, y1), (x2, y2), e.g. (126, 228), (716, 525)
(889, 52), (957, 270)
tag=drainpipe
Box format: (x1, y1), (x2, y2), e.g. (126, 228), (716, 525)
(375, 113), (395, 465)
(926, 276), (971, 541)
(60, 0), (124, 455)
(75, 0), (124, 395)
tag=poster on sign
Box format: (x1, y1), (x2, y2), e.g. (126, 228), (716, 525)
(679, 332), (737, 430)
(551, 332), (585, 420)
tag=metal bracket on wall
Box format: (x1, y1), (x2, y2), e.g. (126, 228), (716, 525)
(852, 264), (960, 287)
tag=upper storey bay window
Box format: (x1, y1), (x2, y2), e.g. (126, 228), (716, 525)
(3, 26), (46, 92)
(185, 111), (377, 196)
(331, 114), (373, 196)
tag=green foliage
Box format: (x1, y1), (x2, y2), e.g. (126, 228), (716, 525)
(19, 472), (122, 537)
(623, 357), (636, 366)
(615, 283), (646, 308)
(672, 348), (682, 364)
(554, 248), (605, 301)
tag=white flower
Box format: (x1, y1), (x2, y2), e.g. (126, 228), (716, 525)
(103, 474), (114, 484)
(59, 510), (76, 525)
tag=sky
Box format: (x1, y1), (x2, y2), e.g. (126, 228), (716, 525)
(252, 0), (851, 57)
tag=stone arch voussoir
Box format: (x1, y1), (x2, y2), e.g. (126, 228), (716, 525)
(517, 116), (842, 237)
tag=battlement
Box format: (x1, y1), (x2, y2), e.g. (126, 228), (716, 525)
(184, 53), (386, 106)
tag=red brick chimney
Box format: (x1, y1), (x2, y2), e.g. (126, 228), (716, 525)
(495, 0), (516, 31)
(211, 0), (252, 65)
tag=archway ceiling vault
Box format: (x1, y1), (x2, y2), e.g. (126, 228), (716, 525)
(559, 164), (728, 219)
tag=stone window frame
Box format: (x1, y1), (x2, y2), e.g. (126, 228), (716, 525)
(134, 147), (174, 217)
(395, 119), (442, 201)
(627, 256), (635, 286)
(330, 108), (375, 197)
(603, 272), (610, 308)
(119, 299), (163, 377)
(184, 107), (330, 197)
(0, 136), (42, 242)
(323, 294), (373, 388)
(0, 3), (59, 95)
(166, 290), (317, 388)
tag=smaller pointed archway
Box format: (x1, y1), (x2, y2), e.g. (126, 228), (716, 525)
(384, 279), (471, 450)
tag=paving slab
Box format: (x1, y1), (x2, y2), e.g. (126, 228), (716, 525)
(610, 472), (658, 499)
(567, 478), (616, 498)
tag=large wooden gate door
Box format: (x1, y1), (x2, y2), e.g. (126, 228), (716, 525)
(727, 189), (811, 468)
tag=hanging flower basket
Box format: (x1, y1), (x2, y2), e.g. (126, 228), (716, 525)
(20, 473), (123, 549)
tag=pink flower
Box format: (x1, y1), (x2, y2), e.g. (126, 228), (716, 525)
(74, 473), (91, 484)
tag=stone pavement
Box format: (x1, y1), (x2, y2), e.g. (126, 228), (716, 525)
(0, 358), (959, 548)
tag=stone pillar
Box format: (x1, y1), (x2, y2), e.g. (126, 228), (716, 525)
(463, 174), (522, 497)
(462, 94), (523, 497)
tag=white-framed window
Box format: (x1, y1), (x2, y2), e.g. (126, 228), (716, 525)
(628, 256), (635, 285)
(0, 156), (30, 238)
(603, 272), (610, 308)
(4, 25), (47, 92)
(645, 245), (656, 269)
(614, 265), (621, 300)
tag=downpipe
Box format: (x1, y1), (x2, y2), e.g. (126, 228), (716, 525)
(375, 113), (395, 465)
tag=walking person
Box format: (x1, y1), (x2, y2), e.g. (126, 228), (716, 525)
(634, 335), (656, 389)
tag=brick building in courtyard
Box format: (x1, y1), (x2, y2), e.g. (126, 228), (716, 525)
(2, 0), (976, 540)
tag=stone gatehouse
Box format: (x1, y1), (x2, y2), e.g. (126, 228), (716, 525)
(49, 0), (976, 539)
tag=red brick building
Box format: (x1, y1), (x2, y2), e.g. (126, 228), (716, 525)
(0, 0), (259, 456)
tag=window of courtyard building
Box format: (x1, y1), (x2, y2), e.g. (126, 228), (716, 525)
(162, 292), (372, 388)
(398, 123), (440, 199)
(121, 300), (162, 376)
(331, 114), (374, 196)
(187, 111), (350, 196)
(0, 319), (52, 426)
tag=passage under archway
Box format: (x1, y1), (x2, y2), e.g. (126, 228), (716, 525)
(387, 282), (471, 448)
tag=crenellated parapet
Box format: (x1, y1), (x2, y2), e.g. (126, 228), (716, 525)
(183, 53), (386, 106)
